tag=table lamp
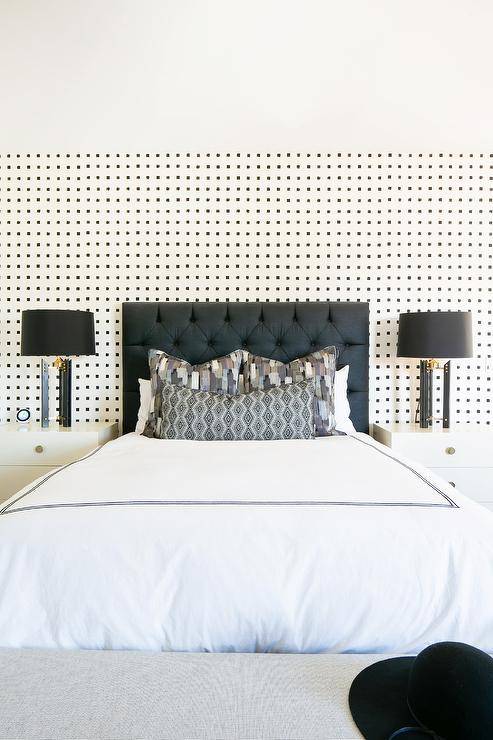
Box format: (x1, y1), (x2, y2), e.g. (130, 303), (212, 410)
(397, 311), (473, 429)
(20, 309), (95, 428)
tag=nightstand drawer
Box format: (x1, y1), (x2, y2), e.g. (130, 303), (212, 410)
(0, 434), (100, 466)
(430, 467), (493, 503)
(0, 466), (57, 502)
(391, 433), (492, 469)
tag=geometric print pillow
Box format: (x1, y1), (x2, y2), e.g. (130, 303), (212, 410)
(242, 346), (337, 436)
(156, 380), (315, 441)
(143, 348), (244, 438)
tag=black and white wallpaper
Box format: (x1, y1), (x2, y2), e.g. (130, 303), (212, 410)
(0, 153), (491, 427)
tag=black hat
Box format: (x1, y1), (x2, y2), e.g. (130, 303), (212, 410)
(349, 642), (493, 740)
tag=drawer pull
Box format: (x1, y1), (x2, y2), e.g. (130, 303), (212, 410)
(445, 447), (456, 456)
(449, 481), (456, 488)
(34, 445), (44, 454)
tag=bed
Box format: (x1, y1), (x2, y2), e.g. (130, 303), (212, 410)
(1, 301), (493, 655)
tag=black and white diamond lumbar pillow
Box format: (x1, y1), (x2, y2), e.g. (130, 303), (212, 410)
(158, 380), (315, 441)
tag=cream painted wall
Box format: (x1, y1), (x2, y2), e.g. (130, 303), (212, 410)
(1, 0), (492, 150)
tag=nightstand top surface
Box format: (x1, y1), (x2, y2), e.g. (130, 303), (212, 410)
(0, 422), (118, 434)
(373, 423), (492, 435)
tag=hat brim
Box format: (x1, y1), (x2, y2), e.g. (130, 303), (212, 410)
(348, 656), (430, 739)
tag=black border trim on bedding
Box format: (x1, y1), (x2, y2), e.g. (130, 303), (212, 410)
(0, 499), (455, 514)
(348, 434), (458, 508)
(0, 445), (105, 515)
(0, 435), (458, 516)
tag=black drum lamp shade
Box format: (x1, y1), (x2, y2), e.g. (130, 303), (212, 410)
(21, 309), (95, 357)
(397, 311), (473, 360)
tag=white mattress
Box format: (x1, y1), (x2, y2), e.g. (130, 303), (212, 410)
(0, 432), (492, 653)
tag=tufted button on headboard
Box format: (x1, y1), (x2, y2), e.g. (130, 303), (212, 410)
(122, 301), (369, 434)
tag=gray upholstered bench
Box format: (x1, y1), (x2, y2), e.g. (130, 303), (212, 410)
(0, 649), (388, 739)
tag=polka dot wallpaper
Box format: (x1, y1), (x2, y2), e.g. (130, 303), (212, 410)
(0, 153), (490, 428)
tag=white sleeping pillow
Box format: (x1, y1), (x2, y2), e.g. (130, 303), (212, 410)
(135, 378), (152, 434)
(335, 365), (356, 434)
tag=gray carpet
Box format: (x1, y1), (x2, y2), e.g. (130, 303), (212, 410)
(0, 649), (389, 739)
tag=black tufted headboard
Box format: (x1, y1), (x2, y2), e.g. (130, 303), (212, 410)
(122, 302), (369, 434)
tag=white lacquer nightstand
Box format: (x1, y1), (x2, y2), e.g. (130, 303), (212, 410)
(0, 422), (119, 503)
(372, 424), (493, 511)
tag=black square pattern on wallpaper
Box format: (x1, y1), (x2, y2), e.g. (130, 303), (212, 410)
(0, 153), (491, 426)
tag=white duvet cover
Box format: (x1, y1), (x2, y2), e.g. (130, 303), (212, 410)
(1, 432), (492, 654)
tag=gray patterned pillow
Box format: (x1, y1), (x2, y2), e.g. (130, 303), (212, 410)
(143, 349), (243, 438)
(242, 346), (337, 436)
(156, 380), (315, 441)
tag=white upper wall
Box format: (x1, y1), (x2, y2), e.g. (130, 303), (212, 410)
(1, 0), (492, 150)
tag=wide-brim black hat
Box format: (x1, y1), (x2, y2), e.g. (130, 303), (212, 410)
(349, 657), (428, 739)
(349, 642), (493, 740)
